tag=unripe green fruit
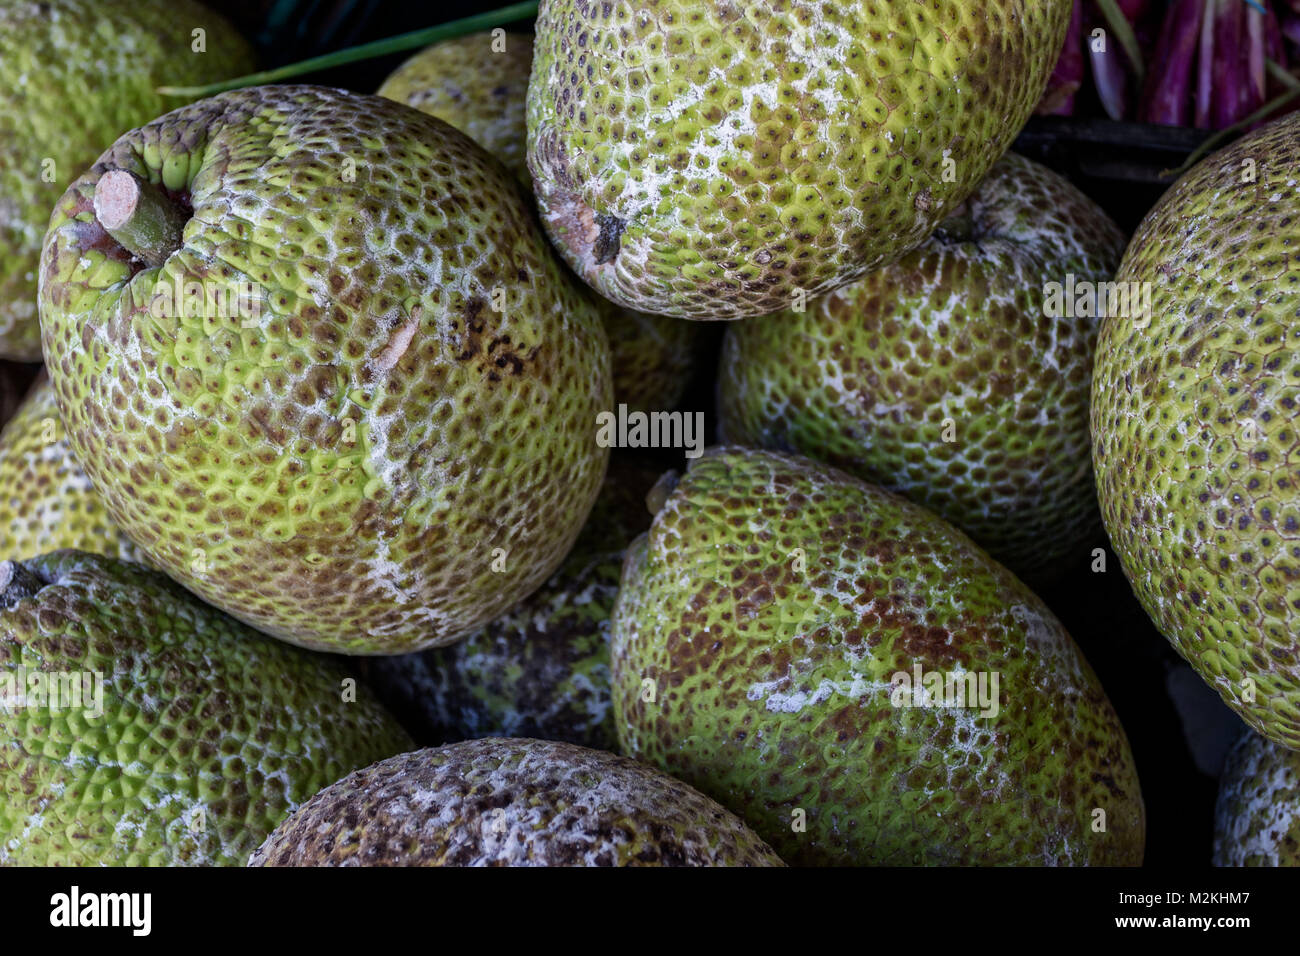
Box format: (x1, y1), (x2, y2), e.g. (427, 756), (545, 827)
(39, 85), (612, 654)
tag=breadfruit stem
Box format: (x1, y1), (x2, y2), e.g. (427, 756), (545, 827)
(93, 170), (187, 267)
(1168, 83), (1300, 175)
(0, 561), (45, 610)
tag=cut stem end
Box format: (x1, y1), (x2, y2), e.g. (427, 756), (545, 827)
(93, 170), (187, 268)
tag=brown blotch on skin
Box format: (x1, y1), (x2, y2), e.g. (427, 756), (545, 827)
(593, 213), (626, 264)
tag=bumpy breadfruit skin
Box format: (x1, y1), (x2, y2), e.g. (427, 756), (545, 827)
(1213, 731), (1300, 866)
(248, 737), (785, 866)
(377, 34), (701, 413)
(0, 0), (255, 361)
(527, 0), (1072, 319)
(0, 550), (412, 866)
(365, 457), (663, 750)
(0, 377), (142, 562)
(39, 85), (612, 655)
(377, 32), (534, 183)
(1092, 114), (1300, 749)
(611, 447), (1144, 865)
(719, 153), (1125, 584)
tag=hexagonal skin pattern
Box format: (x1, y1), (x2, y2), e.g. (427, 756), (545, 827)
(601, 297), (701, 412)
(0, 0), (254, 361)
(39, 86), (612, 654)
(365, 456), (664, 750)
(718, 153), (1125, 584)
(1093, 114), (1300, 749)
(0, 550), (412, 866)
(611, 447), (1144, 865)
(378, 31), (534, 183)
(0, 376), (143, 562)
(249, 737), (785, 866)
(1214, 731), (1300, 866)
(374, 32), (700, 413)
(527, 0), (1071, 319)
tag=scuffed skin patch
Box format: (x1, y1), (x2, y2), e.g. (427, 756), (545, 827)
(0, 377), (142, 562)
(1092, 113), (1300, 749)
(526, 0), (1072, 319)
(38, 85), (612, 654)
(248, 737), (785, 866)
(1213, 731), (1300, 866)
(377, 31), (534, 183)
(0, 0), (254, 360)
(0, 551), (411, 866)
(610, 447), (1144, 866)
(718, 153), (1125, 584)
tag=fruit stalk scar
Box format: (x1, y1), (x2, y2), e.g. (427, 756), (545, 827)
(92, 170), (187, 267)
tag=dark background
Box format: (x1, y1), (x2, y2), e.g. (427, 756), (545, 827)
(226, 0), (1250, 866)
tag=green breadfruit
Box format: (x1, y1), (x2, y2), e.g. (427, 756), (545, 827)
(719, 153), (1125, 584)
(377, 31), (534, 183)
(527, 0), (1072, 318)
(376, 30), (701, 412)
(1093, 113), (1300, 749)
(0, 0), (254, 359)
(612, 447), (1145, 865)
(39, 85), (612, 655)
(0, 550), (412, 865)
(1214, 731), (1300, 867)
(0, 376), (142, 562)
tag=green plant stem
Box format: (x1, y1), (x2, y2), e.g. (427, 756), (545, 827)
(1165, 84), (1300, 177)
(1094, 0), (1145, 84)
(157, 1), (540, 97)
(1266, 57), (1300, 92)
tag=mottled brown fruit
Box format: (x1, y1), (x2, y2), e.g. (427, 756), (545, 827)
(0, 376), (142, 562)
(1214, 731), (1300, 866)
(249, 737), (785, 866)
(528, 0), (1072, 318)
(719, 153), (1125, 584)
(364, 457), (664, 750)
(377, 31), (534, 183)
(39, 85), (611, 654)
(612, 447), (1144, 865)
(1093, 113), (1300, 748)
(0, 550), (411, 865)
